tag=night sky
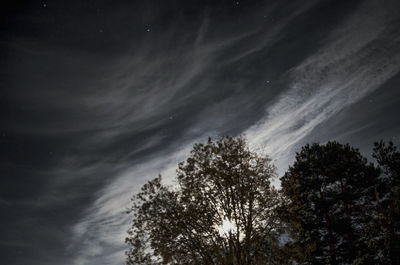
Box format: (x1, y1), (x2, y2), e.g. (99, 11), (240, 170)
(1, 0), (400, 264)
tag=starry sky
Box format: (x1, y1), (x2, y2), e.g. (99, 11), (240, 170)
(1, 0), (400, 264)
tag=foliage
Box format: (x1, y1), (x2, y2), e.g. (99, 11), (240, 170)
(126, 137), (400, 265)
(125, 136), (282, 265)
(279, 142), (379, 265)
(368, 141), (400, 264)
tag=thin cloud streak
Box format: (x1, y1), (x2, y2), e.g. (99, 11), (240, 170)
(67, 4), (329, 263)
(3, 1), (400, 265)
(67, 1), (400, 264)
(70, 143), (197, 265)
(246, 0), (400, 173)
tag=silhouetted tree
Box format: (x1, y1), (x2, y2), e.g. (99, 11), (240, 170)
(280, 142), (379, 265)
(367, 141), (400, 264)
(125, 136), (282, 265)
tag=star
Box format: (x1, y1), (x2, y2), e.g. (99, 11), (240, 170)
(43, 3), (47, 7)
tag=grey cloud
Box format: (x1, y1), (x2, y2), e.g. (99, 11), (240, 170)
(2, 1), (400, 264)
(66, 1), (381, 264)
(246, 0), (400, 173)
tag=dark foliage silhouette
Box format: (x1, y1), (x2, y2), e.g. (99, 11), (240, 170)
(369, 141), (400, 264)
(280, 142), (379, 265)
(126, 136), (282, 265)
(126, 138), (400, 265)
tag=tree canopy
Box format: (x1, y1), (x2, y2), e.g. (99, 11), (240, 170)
(126, 138), (400, 265)
(125, 136), (282, 265)
(370, 141), (400, 264)
(279, 142), (380, 264)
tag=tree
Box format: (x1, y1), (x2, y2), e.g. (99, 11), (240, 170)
(279, 142), (379, 265)
(125, 136), (282, 265)
(369, 141), (400, 264)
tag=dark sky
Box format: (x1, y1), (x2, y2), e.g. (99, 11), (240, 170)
(1, 0), (400, 264)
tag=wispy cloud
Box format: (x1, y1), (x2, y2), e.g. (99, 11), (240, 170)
(3, 1), (400, 265)
(70, 143), (197, 265)
(246, 0), (400, 173)
(67, 18), (258, 263)
(67, 6), (302, 263)
(67, 1), (400, 264)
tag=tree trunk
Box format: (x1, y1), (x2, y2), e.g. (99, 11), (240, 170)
(325, 215), (337, 265)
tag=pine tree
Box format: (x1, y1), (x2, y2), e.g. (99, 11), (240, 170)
(280, 142), (379, 265)
(370, 141), (400, 264)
